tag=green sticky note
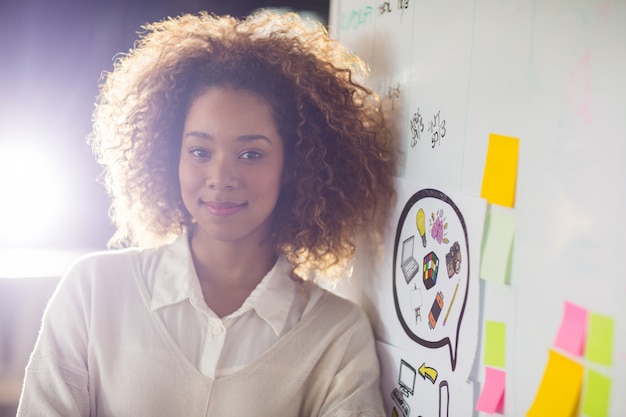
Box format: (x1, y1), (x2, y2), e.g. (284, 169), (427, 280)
(484, 320), (506, 368)
(585, 313), (614, 366)
(582, 369), (611, 417)
(480, 206), (515, 284)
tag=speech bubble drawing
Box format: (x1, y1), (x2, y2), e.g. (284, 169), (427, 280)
(392, 188), (469, 371)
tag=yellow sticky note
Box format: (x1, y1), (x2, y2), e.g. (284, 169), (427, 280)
(481, 133), (520, 208)
(484, 320), (506, 368)
(527, 349), (584, 417)
(582, 369), (611, 417)
(585, 313), (614, 366)
(480, 206), (515, 284)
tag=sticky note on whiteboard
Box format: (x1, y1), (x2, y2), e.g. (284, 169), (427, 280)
(481, 133), (520, 208)
(582, 369), (612, 417)
(554, 300), (589, 356)
(479, 206), (515, 284)
(585, 312), (615, 366)
(484, 320), (506, 368)
(527, 349), (583, 417)
(476, 367), (506, 414)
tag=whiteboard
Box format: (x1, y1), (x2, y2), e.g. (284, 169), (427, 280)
(329, 1), (626, 416)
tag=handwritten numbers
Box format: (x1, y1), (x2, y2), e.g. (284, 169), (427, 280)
(410, 109), (424, 148)
(379, 1), (392, 14)
(386, 83), (401, 110)
(377, 0), (409, 16)
(410, 109), (447, 149)
(428, 110), (447, 148)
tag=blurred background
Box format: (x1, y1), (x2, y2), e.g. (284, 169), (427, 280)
(0, 1), (328, 414)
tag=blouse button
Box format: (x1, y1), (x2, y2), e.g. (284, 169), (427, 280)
(212, 326), (224, 336)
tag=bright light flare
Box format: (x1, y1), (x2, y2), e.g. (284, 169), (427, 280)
(0, 142), (68, 246)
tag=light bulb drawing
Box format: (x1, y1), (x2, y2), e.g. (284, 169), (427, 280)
(416, 208), (427, 247)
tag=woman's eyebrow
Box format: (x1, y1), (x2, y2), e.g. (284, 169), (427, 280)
(183, 131), (273, 144)
(183, 131), (211, 140)
(236, 134), (271, 143)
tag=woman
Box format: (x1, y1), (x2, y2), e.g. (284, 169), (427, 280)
(18, 10), (395, 416)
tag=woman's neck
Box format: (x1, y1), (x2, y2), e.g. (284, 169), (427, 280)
(188, 228), (278, 317)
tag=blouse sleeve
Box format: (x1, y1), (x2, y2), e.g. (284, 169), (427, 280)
(318, 308), (386, 417)
(17, 260), (92, 417)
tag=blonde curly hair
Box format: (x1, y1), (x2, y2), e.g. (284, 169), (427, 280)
(89, 10), (395, 277)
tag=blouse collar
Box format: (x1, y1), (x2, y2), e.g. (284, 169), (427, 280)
(149, 231), (297, 337)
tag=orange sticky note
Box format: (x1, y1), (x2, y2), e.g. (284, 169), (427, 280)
(476, 367), (506, 414)
(554, 301), (589, 356)
(481, 133), (520, 208)
(527, 349), (584, 417)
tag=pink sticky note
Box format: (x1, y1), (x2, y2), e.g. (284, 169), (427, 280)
(476, 367), (506, 414)
(554, 301), (589, 356)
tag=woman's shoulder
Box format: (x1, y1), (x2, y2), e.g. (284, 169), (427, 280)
(59, 235), (191, 297)
(65, 246), (146, 277)
(67, 233), (187, 274)
(303, 282), (371, 330)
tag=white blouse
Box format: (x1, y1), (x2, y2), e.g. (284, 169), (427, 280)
(149, 232), (321, 378)
(17, 231), (385, 416)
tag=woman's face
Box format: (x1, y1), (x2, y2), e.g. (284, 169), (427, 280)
(179, 86), (284, 246)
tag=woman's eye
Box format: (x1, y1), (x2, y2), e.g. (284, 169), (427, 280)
(189, 147), (210, 158)
(240, 150), (262, 160)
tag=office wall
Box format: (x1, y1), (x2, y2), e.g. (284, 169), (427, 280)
(329, 1), (625, 415)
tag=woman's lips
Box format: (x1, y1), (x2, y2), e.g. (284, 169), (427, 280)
(202, 200), (246, 216)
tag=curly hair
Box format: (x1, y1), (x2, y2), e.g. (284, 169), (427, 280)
(89, 10), (396, 277)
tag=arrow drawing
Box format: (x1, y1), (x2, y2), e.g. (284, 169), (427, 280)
(418, 363), (438, 384)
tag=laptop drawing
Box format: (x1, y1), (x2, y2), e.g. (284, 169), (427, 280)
(401, 236), (419, 284)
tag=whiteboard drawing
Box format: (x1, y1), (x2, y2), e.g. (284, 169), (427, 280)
(409, 286), (422, 324)
(385, 354), (451, 417)
(390, 359), (415, 417)
(400, 235), (420, 284)
(392, 188), (470, 371)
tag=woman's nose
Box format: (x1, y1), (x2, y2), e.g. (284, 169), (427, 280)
(205, 156), (238, 190)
